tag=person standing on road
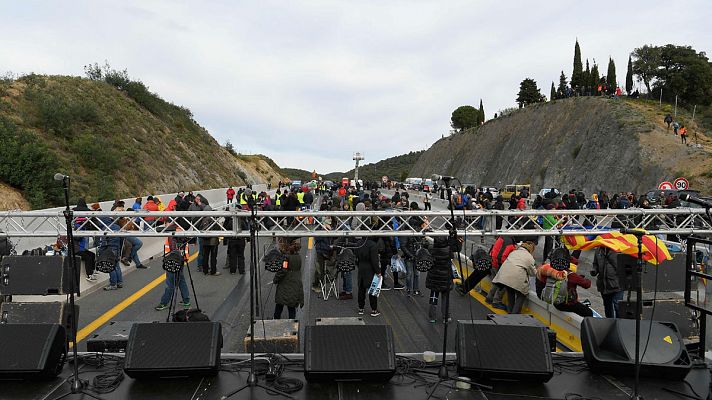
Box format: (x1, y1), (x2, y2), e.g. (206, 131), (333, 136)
(356, 237), (381, 317)
(399, 202), (425, 296)
(273, 239), (304, 319)
(427, 237), (455, 323)
(226, 186), (235, 204)
(155, 235), (191, 311)
(672, 120), (680, 135)
(680, 125), (687, 144)
(423, 191), (431, 210)
(664, 114), (673, 130)
(590, 247), (624, 318)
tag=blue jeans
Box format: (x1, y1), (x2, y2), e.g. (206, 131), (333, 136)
(602, 291), (624, 318)
(342, 270), (352, 294)
(160, 270), (190, 305)
(109, 260), (123, 286)
(125, 236), (143, 266)
(196, 238), (204, 267)
(405, 259), (419, 292)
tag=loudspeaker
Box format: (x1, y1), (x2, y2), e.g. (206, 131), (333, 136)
(618, 294), (698, 340)
(87, 321), (135, 353)
(0, 255), (80, 295)
(124, 322), (222, 379)
(487, 314), (557, 352)
(581, 317), (691, 380)
(1, 302), (79, 337)
(456, 320), (553, 382)
(304, 324), (396, 382)
(0, 324), (67, 379)
(640, 254), (686, 292)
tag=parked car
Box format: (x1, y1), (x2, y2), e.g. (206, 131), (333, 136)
(538, 188), (560, 198)
(645, 189), (700, 207)
(500, 184), (530, 200)
(479, 186), (500, 197)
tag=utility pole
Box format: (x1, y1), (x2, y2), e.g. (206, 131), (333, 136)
(692, 105), (698, 145)
(659, 89), (662, 107)
(674, 95), (678, 118)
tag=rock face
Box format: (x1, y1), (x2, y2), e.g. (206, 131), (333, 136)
(410, 97), (712, 195)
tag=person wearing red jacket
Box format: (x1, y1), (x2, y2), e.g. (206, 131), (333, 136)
(226, 186), (235, 203)
(142, 195), (159, 224)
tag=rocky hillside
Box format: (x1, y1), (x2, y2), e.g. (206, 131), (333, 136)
(0, 74), (286, 209)
(410, 97), (712, 195)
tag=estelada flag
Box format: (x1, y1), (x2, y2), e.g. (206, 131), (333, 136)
(563, 231), (672, 265)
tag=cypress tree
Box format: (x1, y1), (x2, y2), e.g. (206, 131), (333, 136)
(606, 57), (617, 93)
(478, 99), (485, 124)
(558, 71), (568, 96)
(625, 55), (633, 94)
(582, 59), (591, 96)
(550, 82), (556, 101)
(571, 40), (583, 90)
(591, 62), (600, 94)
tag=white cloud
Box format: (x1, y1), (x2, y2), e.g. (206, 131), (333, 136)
(1, 0), (710, 174)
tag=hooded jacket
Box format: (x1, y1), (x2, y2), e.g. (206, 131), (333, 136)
(426, 237), (452, 292)
(274, 254), (304, 308)
(591, 247), (622, 294)
(492, 246), (536, 295)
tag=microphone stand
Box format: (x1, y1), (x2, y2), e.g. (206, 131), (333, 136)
(53, 176), (105, 400)
(426, 179), (490, 399)
(222, 200), (294, 400)
(620, 228), (646, 400)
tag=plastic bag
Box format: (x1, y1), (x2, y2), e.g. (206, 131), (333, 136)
(390, 255), (406, 274)
(368, 274), (383, 297)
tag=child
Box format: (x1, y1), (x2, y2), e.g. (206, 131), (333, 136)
(273, 239), (304, 319)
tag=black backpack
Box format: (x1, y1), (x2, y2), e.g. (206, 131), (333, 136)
(173, 309), (210, 322)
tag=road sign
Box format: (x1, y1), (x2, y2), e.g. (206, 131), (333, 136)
(673, 177), (689, 191)
(658, 181), (674, 190)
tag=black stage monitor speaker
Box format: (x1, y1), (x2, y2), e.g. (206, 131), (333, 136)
(124, 322), (222, 379)
(581, 317), (691, 380)
(456, 320), (553, 382)
(1, 255), (80, 295)
(304, 324), (396, 382)
(0, 323), (67, 379)
(1, 301), (79, 337)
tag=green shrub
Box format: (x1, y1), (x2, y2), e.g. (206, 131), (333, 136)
(0, 116), (63, 208)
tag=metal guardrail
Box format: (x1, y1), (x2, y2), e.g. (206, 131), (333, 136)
(0, 208), (710, 238)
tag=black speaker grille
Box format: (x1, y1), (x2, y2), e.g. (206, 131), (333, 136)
(306, 325), (395, 372)
(0, 324), (56, 370)
(457, 321), (553, 381)
(125, 322), (221, 371)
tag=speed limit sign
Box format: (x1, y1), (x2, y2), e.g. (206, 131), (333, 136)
(674, 177), (689, 190)
(658, 181), (673, 190)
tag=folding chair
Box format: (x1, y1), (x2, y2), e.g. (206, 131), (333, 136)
(320, 261), (338, 301)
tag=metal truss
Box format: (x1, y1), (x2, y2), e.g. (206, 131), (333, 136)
(0, 209), (711, 238)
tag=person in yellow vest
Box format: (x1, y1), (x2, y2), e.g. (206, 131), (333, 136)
(155, 235), (191, 311)
(297, 190), (305, 207)
(275, 189), (282, 207)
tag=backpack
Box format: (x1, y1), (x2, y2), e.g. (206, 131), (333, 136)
(542, 276), (569, 306)
(173, 308), (210, 322)
(470, 247), (492, 272)
(454, 193), (463, 207)
(489, 237), (516, 268)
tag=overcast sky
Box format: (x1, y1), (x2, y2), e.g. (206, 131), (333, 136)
(2, 1), (710, 173)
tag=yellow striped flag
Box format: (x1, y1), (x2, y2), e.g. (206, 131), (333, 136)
(563, 231), (672, 265)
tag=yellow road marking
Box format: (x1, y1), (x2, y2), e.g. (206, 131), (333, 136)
(308, 237), (314, 249)
(75, 252), (198, 344)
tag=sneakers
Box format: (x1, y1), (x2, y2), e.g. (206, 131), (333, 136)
(429, 319), (437, 324)
(136, 264), (148, 269)
(103, 285), (117, 291)
(117, 283), (123, 288)
(182, 301), (191, 309)
(413, 290), (421, 296)
(491, 302), (508, 311)
(85, 275), (97, 282)
(155, 304), (167, 311)
(210, 272), (222, 276)
(121, 258), (130, 266)
(311, 286), (322, 293)
(381, 284), (391, 291)
(358, 309), (365, 315)
(370, 310), (381, 317)
(230, 272), (236, 275)
(393, 284), (405, 290)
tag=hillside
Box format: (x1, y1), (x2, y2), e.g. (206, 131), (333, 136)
(0, 74), (286, 209)
(410, 97), (712, 195)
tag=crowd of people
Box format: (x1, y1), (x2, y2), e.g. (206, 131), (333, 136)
(59, 181), (683, 324)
